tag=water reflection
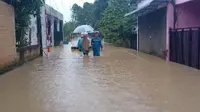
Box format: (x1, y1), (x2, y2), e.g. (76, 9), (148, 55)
(0, 41), (200, 112)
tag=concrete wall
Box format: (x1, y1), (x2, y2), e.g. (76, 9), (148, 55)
(168, 0), (200, 29)
(138, 8), (167, 58)
(176, 1), (200, 28)
(16, 45), (40, 62)
(0, 1), (16, 68)
(40, 6), (47, 49)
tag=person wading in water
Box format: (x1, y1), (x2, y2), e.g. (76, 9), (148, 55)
(82, 32), (90, 56)
(91, 32), (103, 56)
(77, 35), (84, 51)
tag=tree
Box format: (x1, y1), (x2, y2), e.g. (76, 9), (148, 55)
(92, 0), (108, 29)
(71, 0), (109, 29)
(99, 0), (137, 46)
(6, 0), (44, 47)
(82, 2), (95, 26)
(71, 0), (137, 47)
(72, 4), (85, 25)
(72, 2), (95, 26)
(63, 21), (77, 40)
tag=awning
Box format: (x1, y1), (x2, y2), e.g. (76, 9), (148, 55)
(125, 0), (169, 17)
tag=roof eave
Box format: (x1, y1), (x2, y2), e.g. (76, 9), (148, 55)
(125, 0), (169, 17)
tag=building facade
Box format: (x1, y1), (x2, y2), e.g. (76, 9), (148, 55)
(126, 0), (200, 69)
(0, 2), (64, 73)
(41, 4), (64, 49)
(26, 4), (64, 49)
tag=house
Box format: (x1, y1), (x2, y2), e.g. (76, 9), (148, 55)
(22, 4), (63, 58)
(125, 0), (200, 69)
(0, 2), (64, 73)
(40, 4), (64, 49)
(25, 4), (64, 54)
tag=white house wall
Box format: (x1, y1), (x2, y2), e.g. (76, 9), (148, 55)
(51, 19), (54, 47)
(30, 16), (38, 45)
(40, 6), (47, 48)
(25, 15), (38, 46)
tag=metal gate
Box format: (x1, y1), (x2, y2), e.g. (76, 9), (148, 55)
(169, 27), (200, 69)
(130, 34), (137, 50)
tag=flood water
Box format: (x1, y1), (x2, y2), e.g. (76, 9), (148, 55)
(1, 41), (200, 112)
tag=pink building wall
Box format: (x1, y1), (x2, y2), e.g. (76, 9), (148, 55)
(176, 0), (193, 4)
(176, 1), (200, 28)
(166, 0), (200, 60)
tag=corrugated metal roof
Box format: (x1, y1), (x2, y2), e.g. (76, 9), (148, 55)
(125, 0), (168, 17)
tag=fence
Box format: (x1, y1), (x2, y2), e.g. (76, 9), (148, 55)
(130, 34), (137, 50)
(169, 27), (200, 69)
(0, 45), (40, 74)
(17, 45), (40, 63)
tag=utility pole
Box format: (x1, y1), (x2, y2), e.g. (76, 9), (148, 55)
(37, 8), (43, 56)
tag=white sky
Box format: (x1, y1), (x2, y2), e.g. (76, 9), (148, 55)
(46, 0), (94, 22)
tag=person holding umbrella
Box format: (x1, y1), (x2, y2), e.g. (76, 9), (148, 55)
(77, 32), (90, 56)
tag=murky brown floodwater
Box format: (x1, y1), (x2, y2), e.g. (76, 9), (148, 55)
(1, 40), (200, 112)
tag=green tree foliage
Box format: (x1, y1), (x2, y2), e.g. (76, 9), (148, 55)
(71, 2), (95, 26)
(5, 0), (44, 47)
(82, 2), (95, 26)
(71, 0), (108, 28)
(92, 0), (108, 28)
(99, 0), (137, 46)
(63, 21), (77, 40)
(71, 0), (137, 47)
(71, 4), (86, 25)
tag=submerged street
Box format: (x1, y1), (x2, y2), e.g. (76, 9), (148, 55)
(1, 42), (200, 112)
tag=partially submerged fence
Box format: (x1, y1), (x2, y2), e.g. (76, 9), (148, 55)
(0, 45), (40, 74)
(17, 45), (40, 63)
(169, 27), (200, 69)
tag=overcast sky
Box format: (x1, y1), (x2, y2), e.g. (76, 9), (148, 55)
(46, 0), (94, 22)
